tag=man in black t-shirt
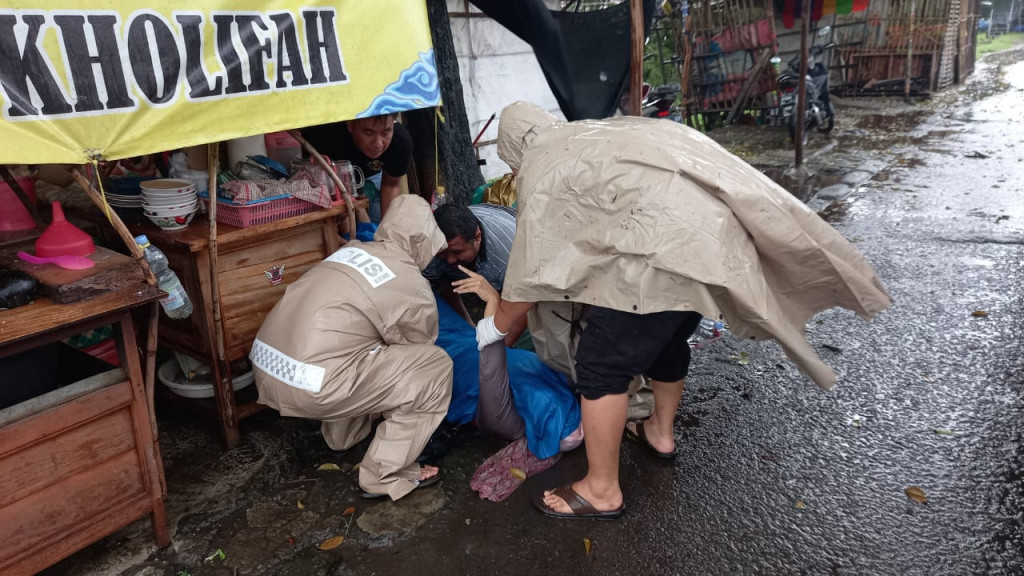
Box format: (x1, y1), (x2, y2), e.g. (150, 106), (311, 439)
(302, 114), (413, 221)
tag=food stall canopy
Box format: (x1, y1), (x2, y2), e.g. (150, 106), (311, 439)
(0, 0), (441, 164)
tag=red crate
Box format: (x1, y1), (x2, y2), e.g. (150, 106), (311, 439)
(202, 195), (319, 228)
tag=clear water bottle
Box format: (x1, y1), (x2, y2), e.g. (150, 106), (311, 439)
(135, 235), (193, 320)
(696, 316), (724, 339)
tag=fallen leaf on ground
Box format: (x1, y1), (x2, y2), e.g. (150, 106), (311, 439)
(796, 500), (805, 509)
(905, 486), (928, 504)
(319, 536), (345, 550)
(583, 538), (592, 555)
(510, 468), (527, 481)
(730, 351), (752, 365)
(971, 310), (989, 317)
(317, 463), (341, 471)
(204, 549), (225, 562)
(342, 506), (356, 517)
(297, 500), (305, 510)
(934, 428), (955, 436)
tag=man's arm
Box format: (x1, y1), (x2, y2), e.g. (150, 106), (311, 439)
(503, 314), (528, 347)
(494, 300), (535, 335)
(379, 173), (402, 217)
(439, 281), (475, 326)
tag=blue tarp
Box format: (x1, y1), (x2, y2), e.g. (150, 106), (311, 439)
(434, 294), (580, 459)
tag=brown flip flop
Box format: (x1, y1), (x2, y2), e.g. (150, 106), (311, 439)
(532, 484), (625, 520)
(627, 420), (676, 460)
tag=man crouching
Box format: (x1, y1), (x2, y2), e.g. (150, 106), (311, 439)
(250, 195), (452, 500)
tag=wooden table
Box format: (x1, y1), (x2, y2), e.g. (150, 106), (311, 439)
(0, 279), (168, 576)
(129, 202), (361, 447)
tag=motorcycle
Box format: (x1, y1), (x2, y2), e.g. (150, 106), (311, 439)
(775, 27), (835, 145)
(642, 84), (681, 120)
(618, 83), (681, 121)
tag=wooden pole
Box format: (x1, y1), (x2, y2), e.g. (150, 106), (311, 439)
(288, 129), (357, 233)
(795, 0), (811, 167)
(70, 167), (156, 285)
(1, 167), (45, 229)
(630, 0), (645, 115)
(205, 143), (239, 448)
(207, 143), (227, 375)
(905, 0), (916, 101)
(143, 302), (166, 498)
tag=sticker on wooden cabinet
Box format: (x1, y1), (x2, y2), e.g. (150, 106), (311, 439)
(264, 264), (286, 286)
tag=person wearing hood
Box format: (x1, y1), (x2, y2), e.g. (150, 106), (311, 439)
(481, 102), (891, 519)
(250, 195), (453, 501)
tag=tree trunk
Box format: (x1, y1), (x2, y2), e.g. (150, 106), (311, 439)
(426, 0), (484, 205)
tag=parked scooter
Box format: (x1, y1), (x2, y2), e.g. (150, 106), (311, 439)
(775, 27), (836, 145)
(618, 83), (681, 121)
(642, 84), (681, 120)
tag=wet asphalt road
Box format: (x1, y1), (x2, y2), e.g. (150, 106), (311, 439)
(344, 51), (1024, 576)
(43, 50), (1023, 576)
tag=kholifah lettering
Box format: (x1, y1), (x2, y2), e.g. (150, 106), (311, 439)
(0, 9), (348, 120)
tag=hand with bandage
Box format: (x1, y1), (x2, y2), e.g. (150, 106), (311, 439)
(452, 265), (505, 350)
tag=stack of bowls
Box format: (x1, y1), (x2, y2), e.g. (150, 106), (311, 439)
(105, 177), (146, 224)
(141, 179), (198, 231)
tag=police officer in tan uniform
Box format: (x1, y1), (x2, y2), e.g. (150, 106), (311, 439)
(250, 195), (452, 500)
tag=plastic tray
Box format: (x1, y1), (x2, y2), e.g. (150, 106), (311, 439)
(199, 193), (319, 228)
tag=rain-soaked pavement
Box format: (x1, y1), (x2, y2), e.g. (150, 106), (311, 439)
(45, 47), (1024, 576)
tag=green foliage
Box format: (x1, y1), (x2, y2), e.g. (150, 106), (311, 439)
(976, 32), (1024, 57)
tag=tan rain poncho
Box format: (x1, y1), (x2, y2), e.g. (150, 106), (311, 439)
(251, 195), (452, 499)
(497, 102), (891, 389)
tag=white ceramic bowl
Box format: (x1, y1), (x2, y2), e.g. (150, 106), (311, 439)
(144, 203), (197, 217)
(146, 211), (196, 231)
(141, 188), (194, 199)
(140, 179), (194, 192)
(141, 195), (197, 208)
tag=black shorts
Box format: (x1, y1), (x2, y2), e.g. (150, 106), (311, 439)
(574, 306), (702, 400)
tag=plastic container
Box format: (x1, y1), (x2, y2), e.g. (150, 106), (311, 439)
(0, 177), (37, 232)
(265, 131), (302, 166)
(226, 135), (267, 167)
(696, 317), (724, 339)
(200, 194), (320, 228)
(35, 201), (95, 257)
(135, 235), (193, 319)
(158, 358), (253, 399)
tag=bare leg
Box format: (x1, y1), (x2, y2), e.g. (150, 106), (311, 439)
(626, 378), (685, 454)
(542, 393), (627, 513)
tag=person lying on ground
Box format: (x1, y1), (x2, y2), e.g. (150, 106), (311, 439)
(447, 265), (582, 456)
(250, 195), (452, 501)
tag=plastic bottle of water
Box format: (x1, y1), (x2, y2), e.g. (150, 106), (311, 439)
(696, 316), (724, 339)
(135, 235), (193, 320)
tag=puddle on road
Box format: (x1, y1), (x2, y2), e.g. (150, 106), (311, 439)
(759, 166), (843, 203)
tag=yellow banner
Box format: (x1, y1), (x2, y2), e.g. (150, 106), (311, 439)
(0, 0), (439, 163)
